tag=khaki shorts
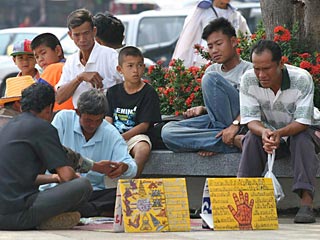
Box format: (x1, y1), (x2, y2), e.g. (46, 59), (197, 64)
(126, 134), (152, 153)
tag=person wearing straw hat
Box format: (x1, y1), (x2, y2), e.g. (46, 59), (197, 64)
(237, 40), (320, 224)
(0, 75), (36, 125)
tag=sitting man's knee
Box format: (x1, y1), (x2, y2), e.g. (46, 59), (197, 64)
(161, 122), (174, 139)
(243, 131), (261, 144)
(201, 72), (222, 88)
(290, 129), (312, 144)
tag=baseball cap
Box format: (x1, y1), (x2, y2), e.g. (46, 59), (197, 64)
(11, 39), (33, 56)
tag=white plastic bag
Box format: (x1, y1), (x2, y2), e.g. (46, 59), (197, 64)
(264, 150), (285, 203)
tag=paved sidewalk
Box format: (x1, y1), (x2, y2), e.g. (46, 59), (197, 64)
(1, 217), (320, 240)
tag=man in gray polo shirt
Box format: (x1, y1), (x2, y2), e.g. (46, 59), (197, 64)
(238, 40), (320, 224)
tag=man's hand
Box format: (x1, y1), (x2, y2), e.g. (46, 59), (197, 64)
(215, 125), (239, 146)
(262, 129), (280, 154)
(92, 160), (128, 178)
(52, 174), (61, 183)
(183, 106), (206, 118)
(92, 160), (118, 175)
(107, 162), (129, 179)
(78, 72), (103, 88)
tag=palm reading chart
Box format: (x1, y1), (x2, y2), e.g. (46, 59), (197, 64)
(207, 178), (278, 230)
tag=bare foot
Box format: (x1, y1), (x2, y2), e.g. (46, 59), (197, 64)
(233, 135), (245, 150)
(198, 150), (217, 157)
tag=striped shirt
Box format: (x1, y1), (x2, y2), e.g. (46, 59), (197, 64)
(240, 64), (319, 130)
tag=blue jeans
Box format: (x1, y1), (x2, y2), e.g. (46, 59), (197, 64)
(161, 72), (240, 153)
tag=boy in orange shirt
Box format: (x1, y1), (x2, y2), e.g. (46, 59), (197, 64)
(31, 33), (74, 112)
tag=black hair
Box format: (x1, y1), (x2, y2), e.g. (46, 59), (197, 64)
(202, 17), (236, 41)
(94, 13), (124, 49)
(250, 39), (282, 63)
(31, 33), (64, 58)
(21, 83), (55, 113)
(118, 46), (143, 65)
(67, 8), (94, 30)
(77, 89), (108, 115)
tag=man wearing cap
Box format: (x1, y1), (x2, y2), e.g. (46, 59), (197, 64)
(11, 39), (40, 81)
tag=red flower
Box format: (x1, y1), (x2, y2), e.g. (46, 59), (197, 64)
(281, 56), (289, 63)
(169, 59), (176, 66)
(185, 98), (192, 107)
(273, 26), (291, 42)
(300, 61), (312, 70)
(274, 26), (286, 33)
(236, 48), (241, 55)
(194, 86), (200, 92)
(148, 65), (155, 75)
(188, 66), (200, 76)
(250, 33), (257, 40)
(156, 60), (164, 65)
(311, 65), (320, 75)
(299, 53), (311, 59)
(194, 44), (204, 50)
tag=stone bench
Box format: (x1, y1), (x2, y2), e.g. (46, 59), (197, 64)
(142, 150), (320, 177)
(142, 150), (320, 210)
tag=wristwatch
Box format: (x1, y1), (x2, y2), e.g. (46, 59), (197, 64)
(232, 120), (240, 126)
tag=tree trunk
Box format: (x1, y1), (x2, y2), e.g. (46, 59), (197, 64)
(260, 0), (320, 52)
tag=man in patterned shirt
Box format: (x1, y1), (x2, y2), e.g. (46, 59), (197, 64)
(237, 40), (320, 224)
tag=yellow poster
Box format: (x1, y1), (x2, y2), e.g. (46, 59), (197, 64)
(202, 178), (278, 231)
(116, 178), (190, 233)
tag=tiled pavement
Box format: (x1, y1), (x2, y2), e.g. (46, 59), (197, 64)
(1, 217), (320, 240)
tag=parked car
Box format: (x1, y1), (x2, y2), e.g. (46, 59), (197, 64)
(0, 27), (77, 96)
(118, 9), (187, 66)
(117, 1), (261, 65)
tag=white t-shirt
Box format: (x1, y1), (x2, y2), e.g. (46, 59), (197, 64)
(57, 42), (123, 107)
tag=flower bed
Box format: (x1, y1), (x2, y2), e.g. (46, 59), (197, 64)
(147, 24), (320, 115)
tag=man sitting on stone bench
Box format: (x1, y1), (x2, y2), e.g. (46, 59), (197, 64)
(161, 18), (252, 156)
(237, 40), (320, 224)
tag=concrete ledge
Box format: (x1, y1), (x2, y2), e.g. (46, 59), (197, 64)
(142, 150), (320, 177)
